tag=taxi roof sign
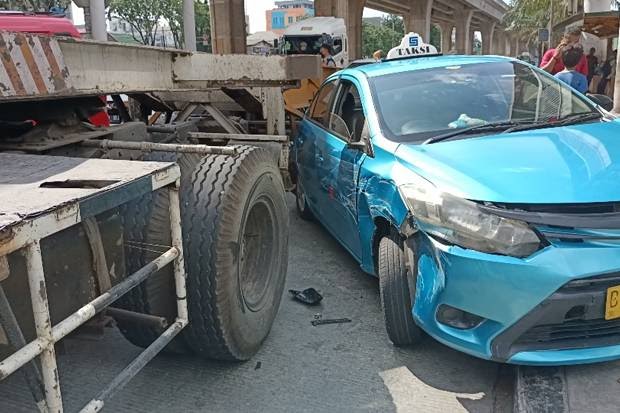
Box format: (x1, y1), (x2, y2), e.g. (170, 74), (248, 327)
(386, 33), (439, 60)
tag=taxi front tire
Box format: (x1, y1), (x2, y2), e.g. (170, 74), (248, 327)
(379, 232), (423, 346)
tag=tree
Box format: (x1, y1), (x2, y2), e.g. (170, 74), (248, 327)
(108, 0), (166, 46)
(167, 0), (210, 51)
(162, 0), (183, 48)
(503, 0), (565, 44)
(362, 15), (442, 58)
(193, 0), (210, 52)
(361, 15), (404, 58)
(108, 0), (210, 49)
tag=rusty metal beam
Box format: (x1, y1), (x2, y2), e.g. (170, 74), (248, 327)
(0, 34), (321, 103)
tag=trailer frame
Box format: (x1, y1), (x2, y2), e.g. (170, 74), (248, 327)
(0, 154), (186, 412)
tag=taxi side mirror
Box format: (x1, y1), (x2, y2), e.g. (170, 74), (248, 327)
(587, 93), (613, 112)
(348, 120), (374, 157)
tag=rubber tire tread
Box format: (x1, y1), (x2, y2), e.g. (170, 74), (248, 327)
(117, 151), (199, 352)
(378, 232), (423, 346)
(181, 146), (289, 361)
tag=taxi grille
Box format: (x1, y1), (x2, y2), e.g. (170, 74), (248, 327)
(560, 274), (620, 292)
(491, 272), (620, 361)
(514, 318), (620, 347)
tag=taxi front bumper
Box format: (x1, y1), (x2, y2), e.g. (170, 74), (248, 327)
(408, 234), (620, 365)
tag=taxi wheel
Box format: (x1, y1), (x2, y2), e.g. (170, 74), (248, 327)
(295, 180), (314, 221)
(378, 232), (423, 346)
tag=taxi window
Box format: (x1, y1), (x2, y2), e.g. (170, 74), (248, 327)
(309, 80), (337, 126)
(328, 81), (366, 142)
(369, 61), (595, 143)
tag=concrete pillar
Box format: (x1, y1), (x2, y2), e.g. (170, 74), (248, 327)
(315, 0), (366, 60)
(438, 22), (454, 53)
(404, 0), (433, 41)
(314, 0), (333, 16)
(480, 22), (496, 55)
(505, 35), (511, 56)
(512, 37), (520, 56)
(209, 0), (246, 54)
(496, 31), (506, 56)
(453, 8), (473, 54)
(183, 0), (197, 51)
(89, 0), (106, 41)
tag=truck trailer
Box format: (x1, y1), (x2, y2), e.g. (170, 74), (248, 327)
(0, 29), (320, 412)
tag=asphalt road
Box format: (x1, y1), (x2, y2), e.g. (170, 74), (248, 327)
(0, 195), (514, 413)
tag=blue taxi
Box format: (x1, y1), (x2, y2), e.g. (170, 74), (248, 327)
(292, 33), (620, 365)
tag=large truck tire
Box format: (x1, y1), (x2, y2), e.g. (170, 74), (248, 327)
(118, 146), (289, 361)
(182, 146), (289, 360)
(117, 151), (199, 353)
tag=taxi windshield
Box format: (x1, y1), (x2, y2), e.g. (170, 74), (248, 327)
(369, 61), (597, 143)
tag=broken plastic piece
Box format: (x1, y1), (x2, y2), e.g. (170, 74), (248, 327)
(289, 288), (323, 305)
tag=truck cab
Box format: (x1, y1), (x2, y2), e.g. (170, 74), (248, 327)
(280, 17), (349, 68)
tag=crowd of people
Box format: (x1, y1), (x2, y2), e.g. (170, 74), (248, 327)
(538, 28), (616, 97)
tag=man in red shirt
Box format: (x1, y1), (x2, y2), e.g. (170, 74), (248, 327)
(540, 28), (588, 77)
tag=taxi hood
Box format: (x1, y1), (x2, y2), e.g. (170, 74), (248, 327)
(394, 121), (620, 204)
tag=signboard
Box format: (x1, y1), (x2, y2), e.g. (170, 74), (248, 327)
(538, 28), (549, 42)
(387, 33), (439, 60)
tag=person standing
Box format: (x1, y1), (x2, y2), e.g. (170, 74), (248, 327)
(597, 51), (615, 95)
(320, 44), (336, 68)
(555, 47), (589, 94)
(540, 29), (588, 76)
(586, 47), (599, 84)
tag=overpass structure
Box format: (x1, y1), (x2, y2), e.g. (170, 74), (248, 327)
(208, 0), (516, 60)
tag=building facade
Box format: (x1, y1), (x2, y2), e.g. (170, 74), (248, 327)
(246, 31), (278, 55)
(266, 0), (315, 35)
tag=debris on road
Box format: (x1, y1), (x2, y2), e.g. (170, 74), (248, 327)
(311, 313), (352, 326)
(289, 288), (323, 305)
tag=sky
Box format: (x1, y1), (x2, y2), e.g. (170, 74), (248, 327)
(69, 1), (387, 33)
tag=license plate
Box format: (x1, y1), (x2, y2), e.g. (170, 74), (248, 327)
(605, 285), (620, 320)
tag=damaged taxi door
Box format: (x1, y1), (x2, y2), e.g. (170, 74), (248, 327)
(314, 78), (368, 259)
(297, 78), (339, 216)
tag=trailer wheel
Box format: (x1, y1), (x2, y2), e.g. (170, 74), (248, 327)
(118, 147), (288, 361)
(117, 151), (200, 353)
(378, 232), (423, 346)
(182, 147), (288, 360)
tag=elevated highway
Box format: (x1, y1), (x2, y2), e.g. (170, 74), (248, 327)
(208, 0), (517, 60)
(315, 0), (511, 58)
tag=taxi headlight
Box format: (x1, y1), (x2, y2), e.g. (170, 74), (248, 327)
(399, 179), (541, 258)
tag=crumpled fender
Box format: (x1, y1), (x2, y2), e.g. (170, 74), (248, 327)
(357, 161), (410, 275)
